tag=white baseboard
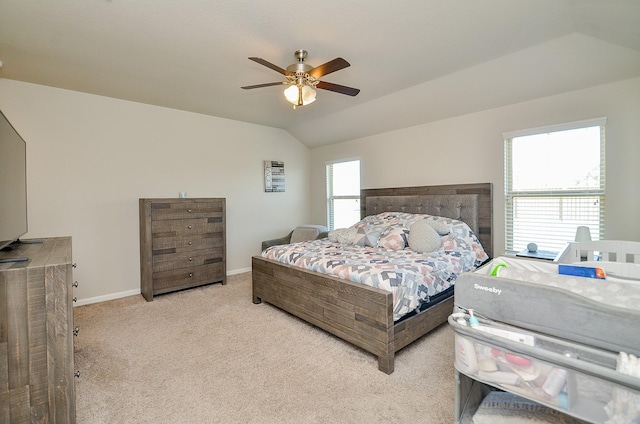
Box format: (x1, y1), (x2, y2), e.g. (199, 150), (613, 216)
(74, 289), (140, 306)
(73, 268), (252, 306)
(228, 267), (251, 275)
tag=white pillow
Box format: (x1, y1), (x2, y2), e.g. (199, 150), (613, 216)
(339, 228), (357, 244)
(408, 220), (441, 253)
(328, 229), (342, 242)
(328, 228), (357, 244)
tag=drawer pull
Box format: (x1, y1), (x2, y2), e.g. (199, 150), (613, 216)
(73, 281), (79, 288)
(187, 209), (192, 213)
(188, 241), (192, 245)
(189, 273), (193, 278)
(73, 327), (80, 337)
(189, 257), (193, 262)
(188, 225), (192, 229)
(74, 371), (81, 378)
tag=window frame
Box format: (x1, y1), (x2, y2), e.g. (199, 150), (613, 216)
(503, 117), (606, 254)
(326, 159), (361, 231)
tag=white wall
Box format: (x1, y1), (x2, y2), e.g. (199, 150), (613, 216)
(2, 76), (638, 303)
(0, 79), (311, 303)
(310, 77), (640, 255)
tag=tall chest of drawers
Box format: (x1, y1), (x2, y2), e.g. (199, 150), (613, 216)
(139, 198), (226, 301)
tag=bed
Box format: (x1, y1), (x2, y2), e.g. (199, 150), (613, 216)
(252, 183), (493, 373)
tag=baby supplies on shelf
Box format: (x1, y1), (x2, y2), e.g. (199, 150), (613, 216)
(450, 314), (640, 423)
(451, 246), (640, 424)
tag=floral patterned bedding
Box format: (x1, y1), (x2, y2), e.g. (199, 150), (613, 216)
(261, 212), (489, 321)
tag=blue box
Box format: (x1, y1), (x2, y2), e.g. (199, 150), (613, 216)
(558, 264), (606, 279)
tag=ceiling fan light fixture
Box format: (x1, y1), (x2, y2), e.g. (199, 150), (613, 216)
(284, 84), (316, 107)
(243, 50), (358, 107)
(302, 85), (316, 104)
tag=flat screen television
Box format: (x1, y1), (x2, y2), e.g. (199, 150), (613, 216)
(0, 109), (28, 253)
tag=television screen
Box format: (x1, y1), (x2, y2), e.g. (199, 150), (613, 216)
(0, 109), (28, 251)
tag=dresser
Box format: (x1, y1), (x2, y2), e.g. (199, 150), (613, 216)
(139, 198), (226, 301)
(0, 237), (76, 423)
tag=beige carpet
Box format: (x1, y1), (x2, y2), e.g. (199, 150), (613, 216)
(74, 272), (456, 423)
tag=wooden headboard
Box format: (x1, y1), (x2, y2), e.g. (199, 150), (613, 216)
(360, 183), (493, 258)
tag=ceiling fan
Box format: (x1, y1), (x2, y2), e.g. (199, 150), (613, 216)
(241, 49), (360, 108)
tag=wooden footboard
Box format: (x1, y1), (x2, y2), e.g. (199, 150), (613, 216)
(252, 256), (453, 374)
(252, 255), (396, 373)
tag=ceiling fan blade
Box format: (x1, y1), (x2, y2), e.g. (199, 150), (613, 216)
(248, 57), (288, 75)
(308, 58), (350, 78)
(241, 82), (287, 90)
(316, 81), (360, 96)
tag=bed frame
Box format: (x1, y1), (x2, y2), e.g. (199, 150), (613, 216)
(252, 183), (493, 374)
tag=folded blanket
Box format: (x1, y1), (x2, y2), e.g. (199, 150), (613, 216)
(605, 352), (640, 424)
(473, 391), (582, 424)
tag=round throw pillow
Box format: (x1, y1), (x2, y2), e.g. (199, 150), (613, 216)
(408, 220), (441, 253)
(428, 219), (450, 235)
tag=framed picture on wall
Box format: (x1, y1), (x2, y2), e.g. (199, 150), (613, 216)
(264, 160), (285, 192)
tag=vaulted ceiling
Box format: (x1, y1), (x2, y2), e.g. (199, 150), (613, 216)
(1, 0), (639, 148)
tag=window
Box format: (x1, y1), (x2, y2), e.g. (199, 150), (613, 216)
(326, 160), (361, 230)
(504, 118), (605, 253)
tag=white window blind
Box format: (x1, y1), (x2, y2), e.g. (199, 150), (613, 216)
(326, 160), (361, 231)
(504, 118), (605, 253)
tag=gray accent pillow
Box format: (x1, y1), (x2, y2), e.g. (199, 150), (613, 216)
(353, 227), (382, 247)
(429, 219), (450, 235)
(408, 220), (441, 253)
